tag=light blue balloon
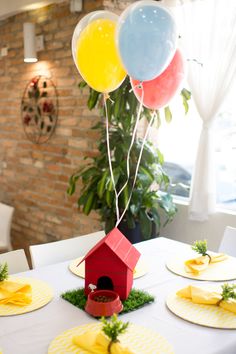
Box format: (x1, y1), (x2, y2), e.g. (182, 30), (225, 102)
(117, 2), (177, 82)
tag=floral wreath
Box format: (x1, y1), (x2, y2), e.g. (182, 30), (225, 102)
(21, 75), (58, 144)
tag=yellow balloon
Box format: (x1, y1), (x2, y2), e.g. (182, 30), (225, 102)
(76, 19), (126, 93)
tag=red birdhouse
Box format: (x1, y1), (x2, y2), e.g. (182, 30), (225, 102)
(79, 227), (141, 300)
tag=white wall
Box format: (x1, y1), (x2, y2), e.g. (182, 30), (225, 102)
(0, 0), (63, 20)
(161, 200), (236, 251)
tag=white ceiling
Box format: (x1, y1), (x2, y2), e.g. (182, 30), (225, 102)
(0, 0), (64, 20)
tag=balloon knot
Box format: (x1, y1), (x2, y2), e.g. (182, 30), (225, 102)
(138, 82), (143, 89)
(104, 93), (115, 103)
(104, 93), (110, 101)
(104, 93), (115, 104)
(129, 81), (143, 93)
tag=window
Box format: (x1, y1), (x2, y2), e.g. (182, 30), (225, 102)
(153, 87), (236, 211)
(214, 91), (236, 210)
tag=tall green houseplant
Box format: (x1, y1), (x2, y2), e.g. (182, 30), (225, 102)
(68, 77), (190, 242)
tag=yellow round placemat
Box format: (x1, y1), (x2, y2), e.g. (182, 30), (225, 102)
(166, 293), (236, 329)
(69, 257), (148, 279)
(0, 277), (53, 316)
(166, 255), (236, 281)
(48, 322), (174, 354)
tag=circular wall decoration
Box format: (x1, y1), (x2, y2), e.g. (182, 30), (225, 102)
(21, 75), (58, 144)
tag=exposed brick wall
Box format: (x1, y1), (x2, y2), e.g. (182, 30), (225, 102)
(0, 0), (119, 259)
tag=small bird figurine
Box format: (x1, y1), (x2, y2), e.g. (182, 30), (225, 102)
(88, 284), (97, 292)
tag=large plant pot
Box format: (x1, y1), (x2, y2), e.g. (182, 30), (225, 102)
(118, 219), (158, 244)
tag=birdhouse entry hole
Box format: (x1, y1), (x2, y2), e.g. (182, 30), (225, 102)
(97, 276), (114, 291)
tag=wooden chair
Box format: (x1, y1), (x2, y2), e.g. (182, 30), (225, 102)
(0, 249), (29, 274)
(29, 230), (105, 269)
(0, 202), (14, 251)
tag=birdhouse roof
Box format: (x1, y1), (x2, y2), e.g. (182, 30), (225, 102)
(78, 227), (140, 270)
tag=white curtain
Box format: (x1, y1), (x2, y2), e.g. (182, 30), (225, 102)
(176, 0), (236, 221)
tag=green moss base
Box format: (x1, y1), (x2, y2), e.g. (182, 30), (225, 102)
(61, 288), (155, 316)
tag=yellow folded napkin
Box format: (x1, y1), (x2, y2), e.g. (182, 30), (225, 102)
(219, 299), (236, 314)
(177, 285), (222, 305)
(0, 280), (32, 306)
(73, 330), (134, 354)
(184, 253), (227, 275)
(177, 285), (236, 315)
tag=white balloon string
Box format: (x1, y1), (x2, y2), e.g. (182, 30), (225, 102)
(104, 95), (120, 223)
(116, 110), (156, 227)
(107, 96), (115, 104)
(116, 83), (144, 201)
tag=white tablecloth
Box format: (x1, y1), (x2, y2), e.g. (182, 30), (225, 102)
(0, 237), (236, 354)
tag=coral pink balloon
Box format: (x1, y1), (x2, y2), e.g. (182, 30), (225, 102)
(131, 49), (185, 110)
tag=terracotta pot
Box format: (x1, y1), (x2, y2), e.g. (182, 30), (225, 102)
(85, 290), (123, 317)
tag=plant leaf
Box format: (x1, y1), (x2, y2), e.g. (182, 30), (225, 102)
(0, 263), (8, 281)
(97, 170), (108, 199)
(150, 207), (161, 230)
(164, 106), (172, 123)
(182, 96), (189, 114)
(81, 167), (99, 183)
(139, 209), (152, 239)
(105, 190), (112, 208)
(126, 213), (136, 229)
(88, 89), (100, 110)
(83, 191), (95, 215)
(78, 81), (87, 89)
(181, 88), (191, 100)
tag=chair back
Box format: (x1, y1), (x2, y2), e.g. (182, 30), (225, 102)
(0, 202), (14, 250)
(218, 226), (236, 257)
(30, 230), (105, 268)
(0, 249), (29, 274)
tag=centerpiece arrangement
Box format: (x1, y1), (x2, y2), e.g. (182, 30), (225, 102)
(68, 15), (191, 242)
(61, 2), (188, 352)
(62, 228), (155, 317)
(68, 0), (188, 245)
(66, 0), (186, 321)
